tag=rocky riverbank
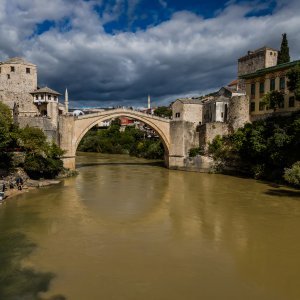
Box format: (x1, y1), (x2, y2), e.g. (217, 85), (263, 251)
(0, 167), (77, 201)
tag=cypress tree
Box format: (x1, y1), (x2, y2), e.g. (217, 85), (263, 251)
(277, 33), (290, 65)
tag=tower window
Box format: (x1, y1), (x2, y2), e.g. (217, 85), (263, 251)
(26, 68), (30, 74)
(48, 95), (51, 100)
(280, 77), (285, 90)
(289, 97), (295, 107)
(270, 78), (276, 91)
(259, 82), (264, 94)
(251, 83), (256, 98)
(259, 102), (265, 111)
(36, 95), (38, 100)
(41, 95), (44, 100)
(11, 66), (15, 72)
(175, 112), (180, 118)
(7, 74), (10, 79)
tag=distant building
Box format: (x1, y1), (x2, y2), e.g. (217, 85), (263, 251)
(238, 47), (278, 77)
(240, 60), (300, 116)
(31, 86), (62, 125)
(203, 96), (229, 123)
(171, 99), (203, 124)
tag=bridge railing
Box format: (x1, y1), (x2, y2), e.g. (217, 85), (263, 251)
(75, 107), (171, 122)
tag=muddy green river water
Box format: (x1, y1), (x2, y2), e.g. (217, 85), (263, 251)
(1, 153), (300, 300)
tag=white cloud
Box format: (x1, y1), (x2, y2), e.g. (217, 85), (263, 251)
(0, 0), (300, 106)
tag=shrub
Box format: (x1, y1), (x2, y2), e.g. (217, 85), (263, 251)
(188, 147), (205, 157)
(284, 162), (300, 187)
(24, 154), (63, 179)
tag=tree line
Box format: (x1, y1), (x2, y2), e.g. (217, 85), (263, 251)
(0, 102), (64, 179)
(208, 111), (300, 187)
(78, 121), (164, 160)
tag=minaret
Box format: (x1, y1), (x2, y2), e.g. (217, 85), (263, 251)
(65, 88), (69, 113)
(148, 94), (151, 109)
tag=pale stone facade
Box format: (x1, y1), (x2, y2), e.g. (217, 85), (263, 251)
(203, 96), (229, 123)
(238, 47), (278, 77)
(169, 99), (203, 167)
(0, 57), (38, 115)
(172, 99), (203, 124)
(240, 60), (300, 117)
(0, 57), (67, 142)
(238, 47), (278, 92)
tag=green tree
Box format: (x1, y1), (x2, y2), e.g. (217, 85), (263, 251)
(0, 102), (13, 149)
(287, 63), (300, 100)
(19, 126), (47, 154)
(154, 106), (172, 118)
(262, 91), (284, 111)
(277, 33), (290, 65)
(284, 162), (300, 187)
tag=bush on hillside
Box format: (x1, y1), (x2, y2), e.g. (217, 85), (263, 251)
(284, 162), (300, 187)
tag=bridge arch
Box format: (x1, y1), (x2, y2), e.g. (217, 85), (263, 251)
(59, 108), (171, 169)
(74, 110), (170, 154)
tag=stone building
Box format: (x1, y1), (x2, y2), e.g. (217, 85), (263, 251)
(31, 86), (63, 126)
(238, 47), (278, 77)
(238, 47), (278, 92)
(169, 99), (203, 167)
(0, 56), (68, 142)
(239, 60), (300, 117)
(0, 57), (38, 116)
(202, 87), (245, 124)
(172, 98), (203, 123)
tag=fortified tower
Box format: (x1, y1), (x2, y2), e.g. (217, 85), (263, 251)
(238, 47), (278, 76)
(238, 47), (278, 91)
(0, 57), (38, 115)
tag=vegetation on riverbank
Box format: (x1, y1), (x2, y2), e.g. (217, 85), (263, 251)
(0, 102), (64, 179)
(78, 122), (164, 160)
(208, 111), (300, 187)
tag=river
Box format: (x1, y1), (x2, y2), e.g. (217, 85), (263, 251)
(1, 153), (300, 300)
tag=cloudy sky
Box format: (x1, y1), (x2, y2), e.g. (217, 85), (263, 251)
(0, 0), (299, 107)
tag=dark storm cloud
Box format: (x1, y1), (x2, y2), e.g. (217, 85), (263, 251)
(0, 0), (299, 107)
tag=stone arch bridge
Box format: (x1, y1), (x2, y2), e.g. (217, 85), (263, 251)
(58, 108), (180, 170)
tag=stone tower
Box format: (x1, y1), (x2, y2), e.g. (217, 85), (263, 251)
(238, 47), (278, 77)
(228, 95), (250, 133)
(148, 94), (151, 109)
(0, 57), (38, 115)
(65, 88), (69, 113)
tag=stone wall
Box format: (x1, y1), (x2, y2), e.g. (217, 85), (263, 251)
(182, 155), (214, 172)
(169, 120), (200, 168)
(0, 58), (38, 115)
(199, 122), (229, 150)
(172, 100), (203, 123)
(238, 48), (277, 76)
(17, 116), (58, 142)
(228, 95), (250, 133)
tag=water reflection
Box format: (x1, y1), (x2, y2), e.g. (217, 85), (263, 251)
(0, 153), (300, 300)
(0, 201), (66, 300)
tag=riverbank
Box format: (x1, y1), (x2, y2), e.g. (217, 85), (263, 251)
(0, 167), (77, 201)
(1, 178), (62, 201)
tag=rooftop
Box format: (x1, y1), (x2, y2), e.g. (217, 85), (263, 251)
(238, 46), (278, 61)
(239, 60), (300, 79)
(175, 98), (203, 105)
(1, 57), (36, 66)
(31, 86), (61, 95)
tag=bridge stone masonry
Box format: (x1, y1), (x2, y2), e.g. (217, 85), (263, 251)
(59, 108), (166, 169)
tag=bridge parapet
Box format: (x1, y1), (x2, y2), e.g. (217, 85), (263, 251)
(76, 108), (170, 123)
